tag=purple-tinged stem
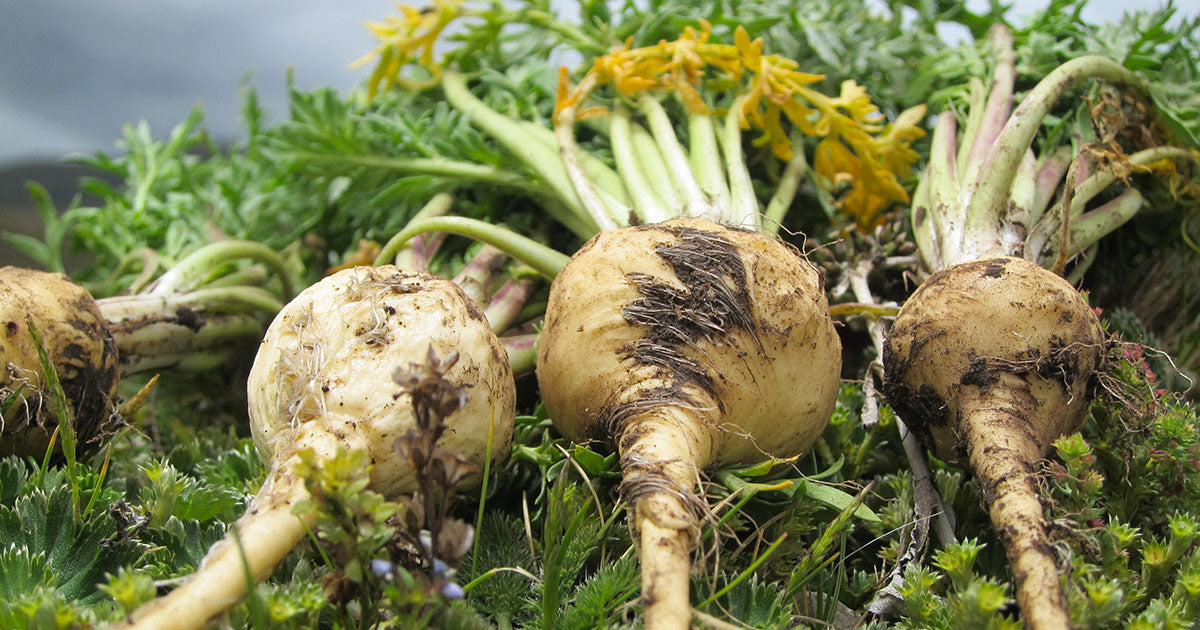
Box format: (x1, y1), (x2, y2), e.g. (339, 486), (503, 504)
(452, 245), (508, 308)
(962, 25), (1016, 184)
(1029, 146), (1073, 224)
(927, 113), (961, 268)
(483, 276), (539, 334)
(386, 193), (454, 270)
(964, 55), (1150, 238)
(393, 232), (447, 272)
(501, 333), (538, 375)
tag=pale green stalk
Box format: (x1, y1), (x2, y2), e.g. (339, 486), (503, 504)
(687, 108), (731, 213)
(909, 167), (937, 270)
(955, 77), (989, 179)
(517, 120), (630, 206)
(442, 70), (600, 237)
(638, 95), (715, 219)
(631, 122), (684, 216)
(763, 132), (810, 235)
(611, 103), (670, 224)
(1025, 146), (1200, 260)
(962, 55), (1151, 253)
(1039, 188), (1145, 265)
(375, 216), (570, 280)
(927, 114), (963, 268)
(147, 240), (293, 299)
(721, 96), (759, 228)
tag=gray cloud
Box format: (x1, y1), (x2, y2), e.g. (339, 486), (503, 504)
(0, 0), (392, 165)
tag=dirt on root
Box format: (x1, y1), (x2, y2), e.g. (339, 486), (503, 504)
(602, 225), (757, 441)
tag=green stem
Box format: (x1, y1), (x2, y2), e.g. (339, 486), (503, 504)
(955, 77), (988, 178)
(964, 55), (1151, 243)
(927, 113), (962, 269)
(630, 122), (683, 215)
(482, 8), (608, 56)
(1064, 146), (1198, 221)
(517, 120), (630, 206)
(638, 95), (714, 219)
(289, 151), (537, 192)
(962, 25), (1016, 184)
(611, 103), (669, 224)
(148, 241), (294, 299)
(442, 70), (598, 236)
(1040, 188), (1144, 265)
(687, 108), (731, 215)
(99, 287), (284, 324)
(1026, 146), (1199, 259)
(201, 266), (267, 290)
(374, 216), (570, 279)
(722, 95), (758, 227)
(763, 131), (809, 234)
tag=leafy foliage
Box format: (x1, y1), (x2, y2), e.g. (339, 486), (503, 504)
(2, 1), (1198, 629)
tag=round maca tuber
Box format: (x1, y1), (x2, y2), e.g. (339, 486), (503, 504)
(884, 256), (1104, 629)
(0, 266), (120, 457)
(537, 217), (841, 630)
(122, 265), (516, 630)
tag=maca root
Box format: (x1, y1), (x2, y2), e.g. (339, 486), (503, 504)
(537, 217), (842, 629)
(883, 256), (1105, 630)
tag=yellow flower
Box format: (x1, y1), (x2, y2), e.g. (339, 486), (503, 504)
(353, 0), (462, 97)
(357, 3), (927, 227)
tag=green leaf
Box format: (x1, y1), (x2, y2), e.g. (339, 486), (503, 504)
(570, 444), (616, 478)
(0, 458), (30, 507)
(558, 556), (639, 630)
(0, 233), (52, 268)
(0, 485), (146, 604)
(793, 481), (880, 523)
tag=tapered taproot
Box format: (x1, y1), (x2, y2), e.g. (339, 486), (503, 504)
(536, 217), (841, 629)
(883, 256), (1104, 466)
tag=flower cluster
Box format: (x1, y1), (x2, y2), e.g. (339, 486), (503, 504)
(352, 0), (463, 97)
(556, 22), (926, 226)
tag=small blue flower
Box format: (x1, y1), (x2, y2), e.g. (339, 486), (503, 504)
(371, 558), (397, 581)
(441, 581), (465, 600)
(432, 558), (449, 577)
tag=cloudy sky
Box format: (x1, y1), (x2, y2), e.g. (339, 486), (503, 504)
(0, 1), (392, 167)
(0, 0), (1194, 168)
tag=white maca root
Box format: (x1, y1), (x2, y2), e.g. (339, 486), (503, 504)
(537, 217), (841, 630)
(122, 265), (516, 630)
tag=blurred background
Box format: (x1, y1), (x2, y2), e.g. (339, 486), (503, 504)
(0, 0), (1189, 266)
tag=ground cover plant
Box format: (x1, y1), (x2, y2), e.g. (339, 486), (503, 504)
(1, 0), (1199, 628)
